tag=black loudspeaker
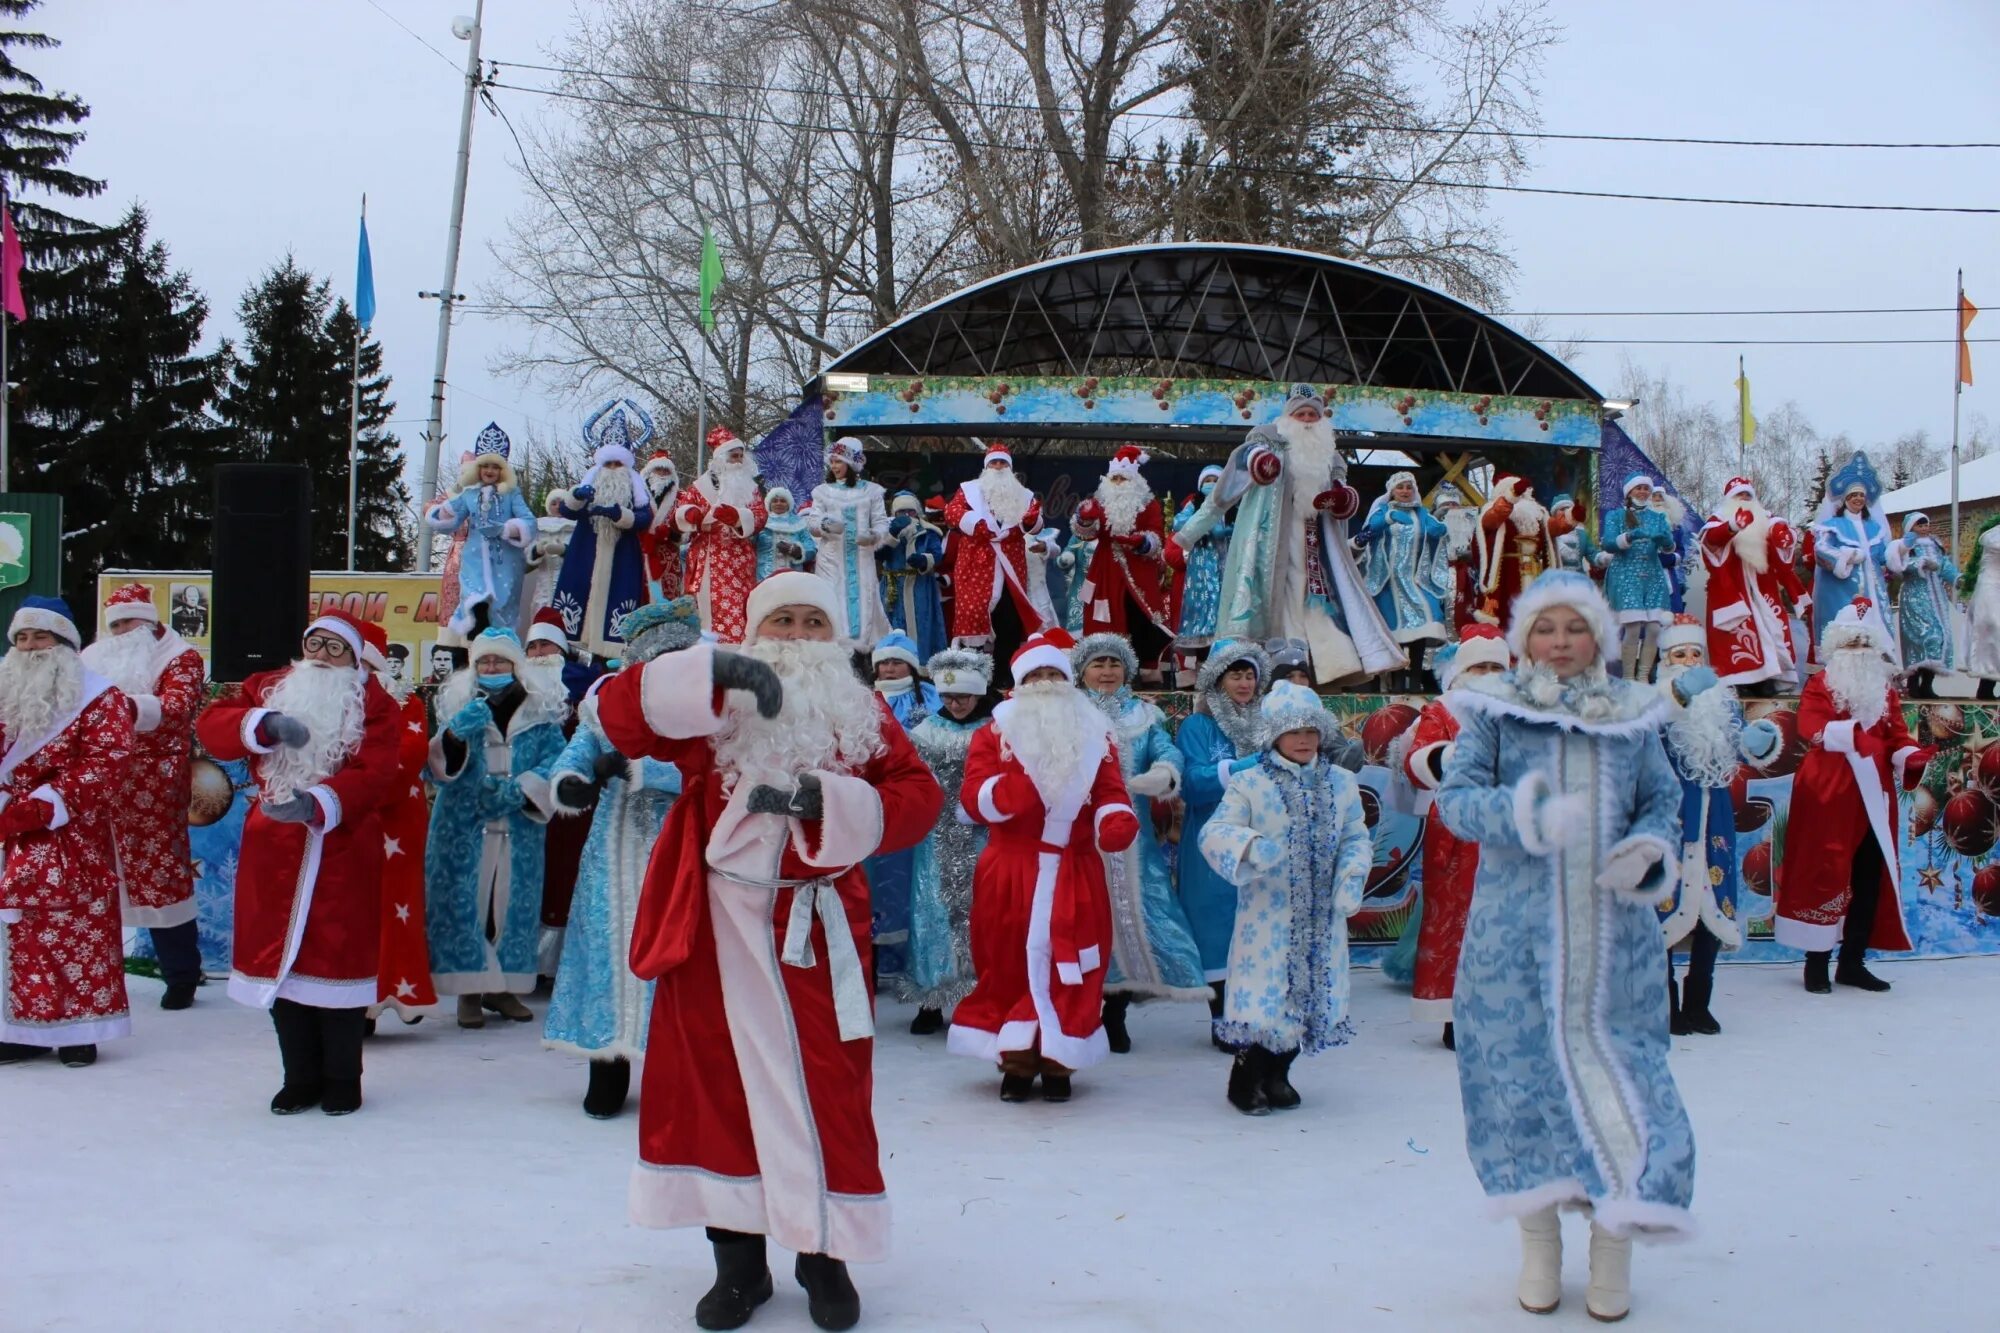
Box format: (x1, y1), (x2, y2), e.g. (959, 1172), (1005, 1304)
(211, 464), (313, 681)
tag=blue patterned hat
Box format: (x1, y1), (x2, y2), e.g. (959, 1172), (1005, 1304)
(1261, 679), (1338, 747)
(469, 626), (527, 671)
(474, 422), (511, 459)
(620, 597), (700, 662)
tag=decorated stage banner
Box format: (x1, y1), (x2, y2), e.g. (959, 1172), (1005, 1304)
(824, 375), (1604, 450)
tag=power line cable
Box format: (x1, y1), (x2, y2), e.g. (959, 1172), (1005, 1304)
(359, 0), (462, 73)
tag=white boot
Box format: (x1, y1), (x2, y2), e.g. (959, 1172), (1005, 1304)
(1516, 1206), (1562, 1314)
(1586, 1222), (1632, 1322)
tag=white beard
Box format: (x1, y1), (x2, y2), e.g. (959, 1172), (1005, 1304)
(0, 646), (84, 745)
(1722, 498), (1772, 574)
(981, 468), (1032, 530)
(80, 628), (161, 698)
(702, 456), (759, 513)
(373, 667), (412, 705)
(1095, 476), (1152, 534)
(1824, 644), (1893, 729)
(1509, 493), (1548, 534)
(710, 639), (884, 794)
(1442, 507), (1477, 558)
(258, 660), (369, 804)
(995, 680), (1111, 800)
(644, 470), (678, 509)
(522, 658), (570, 718)
(1657, 665), (1743, 787)
(1274, 413), (1341, 511)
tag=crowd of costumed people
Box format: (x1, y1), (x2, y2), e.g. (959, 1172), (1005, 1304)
(6, 386), (1967, 1329)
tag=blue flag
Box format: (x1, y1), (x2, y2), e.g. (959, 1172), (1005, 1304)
(355, 203), (376, 332)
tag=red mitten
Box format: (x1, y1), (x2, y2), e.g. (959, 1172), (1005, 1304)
(1903, 745), (1938, 790)
(991, 770), (1041, 818)
(713, 504), (741, 529)
(0, 797), (54, 839)
(1733, 507), (1753, 531)
(1096, 807), (1140, 853)
(1248, 449), (1282, 486)
(1313, 485), (1359, 519)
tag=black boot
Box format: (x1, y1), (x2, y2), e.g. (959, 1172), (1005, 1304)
(1227, 1046), (1271, 1116)
(1682, 973), (1722, 1034)
(909, 1006), (944, 1035)
(794, 1252), (861, 1331)
(1803, 950), (1832, 994)
(1835, 957), (1892, 992)
(1039, 1071), (1072, 1103)
(1263, 1048), (1302, 1110)
(583, 1056), (631, 1118)
(161, 982), (198, 1010)
(695, 1229), (773, 1331)
(1208, 981), (1237, 1052)
(1668, 972), (1690, 1036)
(1101, 994), (1132, 1054)
(1981, 679), (1997, 701)
(1441, 1021), (1455, 1051)
(0, 1040), (46, 1064)
(269, 998), (323, 1113)
(57, 1044), (97, 1067)
(999, 1071), (1037, 1102)
(319, 1006), (367, 1115)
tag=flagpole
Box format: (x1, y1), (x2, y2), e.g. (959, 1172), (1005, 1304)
(1737, 355), (1746, 472)
(1, 299), (9, 492)
(348, 196), (365, 572)
(1952, 268), (1964, 562)
(696, 339), (709, 476)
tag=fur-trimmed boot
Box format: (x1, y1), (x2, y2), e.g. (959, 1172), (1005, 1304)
(695, 1229), (773, 1330)
(1517, 1205), (1562, 1314)
(1585, 1222), (1632, 1322)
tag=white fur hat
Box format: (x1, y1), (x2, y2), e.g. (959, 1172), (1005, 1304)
(927, 647), (993, 697)
(1260, 679), (1339, 747)
(1503, 571), (1616, 664)
(1659, 613), (1705, 654)
(1072, 632), (1138, 681)
(744, 570), (847, 642)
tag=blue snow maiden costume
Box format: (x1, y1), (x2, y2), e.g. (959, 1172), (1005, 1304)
(865, 631), (937, 985)
(426, 422), (538, 636)
(1434, 571), (1696, 1240)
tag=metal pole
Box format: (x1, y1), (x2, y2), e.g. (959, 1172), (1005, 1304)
(347, 326), (362, 571)
(695, 338), (709, 475)
(416, 0), (484, 573)
(1, 306), (9, 492)
(1952, 268), (1964, 563)
(1737, 355), (1746, 473)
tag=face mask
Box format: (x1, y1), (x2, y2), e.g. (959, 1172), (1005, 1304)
(478, 672), (516, 693)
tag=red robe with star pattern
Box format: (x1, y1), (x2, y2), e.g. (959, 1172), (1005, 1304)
(943, 481), (1046, 642)
(0, 673), (136, 1047)
(373, 691), (437, 1018)
(675, 480), (767, 643)
(197, 668), (403, 1010)
(91, 632), (207, 927)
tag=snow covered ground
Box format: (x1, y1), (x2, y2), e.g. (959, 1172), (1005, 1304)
(6, 957), (1995, 1332)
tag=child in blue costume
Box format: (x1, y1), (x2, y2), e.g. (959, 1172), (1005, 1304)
(1435, 570), (1693, 1323)
(864, 631), (937, 988)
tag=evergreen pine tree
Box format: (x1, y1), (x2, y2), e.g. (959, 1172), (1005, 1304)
(217, 257), (412, 570)
(0, 0), (104, 254)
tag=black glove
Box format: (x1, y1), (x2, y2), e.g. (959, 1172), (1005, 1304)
(439, 728), (469, 774)
(745, 773), (823, 820)
(711, 650), (783, 719)
(555, 774), (598, 809)
(592, 750), (628, 784)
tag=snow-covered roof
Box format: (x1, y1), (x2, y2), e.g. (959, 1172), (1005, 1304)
(1880, 453), (2000, 513)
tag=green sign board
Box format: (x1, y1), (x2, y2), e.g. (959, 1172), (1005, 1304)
(0, 512), (31, 590)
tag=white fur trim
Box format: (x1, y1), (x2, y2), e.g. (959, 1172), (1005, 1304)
(1513, 771), (1552, 855)
(502, 518), (534, 548)
(1406, 741), (1451, 791)
(103, 601), (159, 626)
(1094, 802), (1135, 844)
(1501, 575), (1617, 664)
(789, 771), (884, 871)
(957, 510), (980, 536)
(129, 693), (163, 734)
(525, 620), (568, 651)
(304, 615), (364, 663)
(1773, 916), (1843, 951)
(974, 774), (1009, 823)
(1010, 642), (1072, 682)
(25, 784), (67, 831)
(639, 642), (725, 741)
(1602, 833), (1677, 906)
(307, 784), (342, 833)
(1590, 1197), (1697, 1244)
(1445, 683), (1670, 741)
(242, 707), (277, 755)
(1891, 745), (1923, 784)
(745, 570), (846, 642)
(517, 770), (558, 823)
(8, 606), (80, 648)
(1822, 719), (1857, 754)
(1482, 1178), (1590, 1222)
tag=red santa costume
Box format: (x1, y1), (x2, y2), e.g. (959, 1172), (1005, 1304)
(1403, 624), (1512, 1035)
(1071, 445), (1177, 671)
(640, 449), (685, 599)
(943, 444), (1047, 663)
(594, 571), (941, 1280)
(79, 583), (206, 978)
(1699, 476), (1806, 688)
(0, 597), (134, 1060)
(1775, 598), (1933, 992)
(676, 429), (767, 643)
(1473, 475), (1556, 627)
(359, 623), (437, 1023)
(946, 629), (1140, 1092)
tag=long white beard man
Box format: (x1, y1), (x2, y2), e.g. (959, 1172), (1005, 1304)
(591, 569), (942, 1330)
(550, 408), (658, 659)
(1070, 446), (1176, 673)
(674, 436), (769, 643)
(944, 444), (1048, 670)
(0, 596), (136, 1067)
(1774, 597), (1933, 998)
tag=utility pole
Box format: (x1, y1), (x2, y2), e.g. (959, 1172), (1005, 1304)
(416, 0), (485, 572)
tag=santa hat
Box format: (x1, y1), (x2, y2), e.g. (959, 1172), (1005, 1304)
(1489, 473), (1526, 500)
(827, 436), (866, 471)
(11, 595), (81, 650)
(1260, 679), (1339, 748)
(1072, 632), (1138, 682)
(619, 597), (701, 662)
(1106, 444), (1149, 479)
(1196, 638), (1270, 698)
(891, 490), (921, 515)
(1503, 570), (1616, 664)
(358, 620), (392, 675)
(1821, 595), (1890, 657)
(765, 486), (794, 509)
(1659, 613), (1705, 654)
(526, 607), (569, 653)
(1622, 473), (1655, 499)
(981, 441), (1013, 469)
(467, 626), (528, 674)
(707, 425), (742, 454)
(927, 647), (993, 698)
(303, 609), (367, 666)
(103, 581), (160, 627)
(641, 450), (677, 477)
(1442, 622), (1511, 688)
(1010, 627), (1076, 684)
(1720, 476), (1755, 501)
(744, 569), (847, 643)
(870, 630), (922, 671)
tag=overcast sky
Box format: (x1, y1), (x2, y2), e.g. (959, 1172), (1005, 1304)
(34, 0), (2000, 489)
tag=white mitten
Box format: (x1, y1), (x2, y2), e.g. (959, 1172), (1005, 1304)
(1537, 792), (1592, 851)
(1595, 842), (1661, 896)
(1244, 836), (1287, 876)
(1127, 763), (1179, 799)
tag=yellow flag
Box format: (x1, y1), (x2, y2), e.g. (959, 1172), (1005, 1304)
(1961, 291), (1979, 386)
(1735, 363), (1756, 446)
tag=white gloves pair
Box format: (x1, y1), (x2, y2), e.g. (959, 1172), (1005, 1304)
(1127, 763), (1178, 799)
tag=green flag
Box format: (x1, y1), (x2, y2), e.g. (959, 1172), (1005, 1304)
(699, 226), (722, 332)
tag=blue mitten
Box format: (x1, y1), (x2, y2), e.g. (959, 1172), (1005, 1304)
(1670, 666), (1720, 705)
(1740, 718), (1783, 765)
(448, 698), (493, 740)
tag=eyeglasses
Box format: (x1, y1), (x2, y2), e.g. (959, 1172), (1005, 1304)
(303, 634), (353, 658)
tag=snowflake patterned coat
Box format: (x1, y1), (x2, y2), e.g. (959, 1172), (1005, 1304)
(943, 481), (1046, 641)
(87, 630), (205, 926)
(1197, 751), (1369, 1055)
(1599, 503), (1675, 623)
(423, 681), (567, 995)
(1434, 669), (1695, 1239)
(540, 687), (680, 1060)
(373, 691), (437, 1019)
(900, 712), (990, 1011)
(1172, 498), (1230, 642)
(0, 674), (134, 1048)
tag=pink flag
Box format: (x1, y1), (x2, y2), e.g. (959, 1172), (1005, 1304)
(2, 203), (26, 322)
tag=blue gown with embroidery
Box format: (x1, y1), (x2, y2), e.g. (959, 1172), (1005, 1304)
(755, 514), (817, 580)
(901, 712), (990, 1010)
(879, 517), (949, 660)
(428, 485), (537, 634)
(865, 683), (937, 984)
(1599, 506), (1675, 622)
(1173, 499), (1231, 641)
(1355, 501), (1451, 645)
(1813, 512), (1899, 662)
(1894, 533), (1958, 670)
(1094, 689), (1206, 999)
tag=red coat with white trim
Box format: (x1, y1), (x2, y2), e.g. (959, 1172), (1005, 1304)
(103, 634), (206, 926)
(675, 481), (767, 643)
(1774, 674), (1932, 953)
(1699, 509), (1806, 685)
(947, 713), (1137, 1070)
(0, 677), (134, 1044)
(1073, 494), (1175, 639)
(196, 669), (403, 1009)
(595, 643), (941, 1262)
(943, 483), (1045, 641)
(1401, 697), (1479, 1020)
